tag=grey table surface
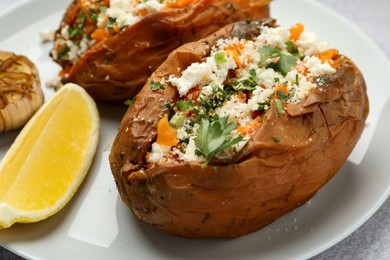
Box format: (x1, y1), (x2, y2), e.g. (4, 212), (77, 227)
(0, 0), (389, 259)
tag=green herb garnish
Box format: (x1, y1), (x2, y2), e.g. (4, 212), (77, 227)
(295, 74), (300, 86)
(214, 52), (227, 65)
(233, 69), (258, 91)
(89, 9), (99, 23)
(169, 113), (184, 129)
(194, 116), (243, 168)
(258, 46), (298, 76)
(224, 3), (237, 12)
(176, 100), (195, 111)
(67, 10), (86, 39)
(273, 137), (280, 143)
(68, 26), (82, 39)
(124, 97), (136, 106)
(150, 81), (165, 90)
(257, 101), (270, 114)
(273, 98), (285, 115)
(285, 41), (298, 54)
(275, 90), (289, 101)
(105, 17), (116, 28)
(57, 46), (70, 61)
(77, 10), (86, 26)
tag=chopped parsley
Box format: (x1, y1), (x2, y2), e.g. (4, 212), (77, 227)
(295, 74), (300, 86)
(224, 3), (237, 12)
(57, 46), (70, 61)
(67, 10), (86, 39)
(285, 41), (298, 54)
(209, 82), (228, 108)
(273, 98), (285, 115)
(275, 90), (289, 101)
(176, 100), (195, 111)
(257, 101), (270, 114)
(89, 9), (99, 23)
(105, 17), (116, 28)
(273, 137), (280, 143)
(150, 80), (165, 90)
(124, 97), (136, 106)
(214, 52), (227, 65)
(233, 69), (258, 91)
(258, 46), (298, 76)
(194, 116), (243, 168)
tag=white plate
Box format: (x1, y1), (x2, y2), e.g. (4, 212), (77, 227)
(1, 0), (390, 259)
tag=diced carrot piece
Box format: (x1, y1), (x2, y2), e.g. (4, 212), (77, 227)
(138, 8), (148, 17)
(225, 43), (245, 67)
(237, 119), (260, 136)
(318, 49), (339, 62)
(91, 28), (109, 42)
(156, 114), (179, 146)
(290, 23), (304, 41)
(272, 84), (288, 98)
(237, 92), (247, 103)
(186, 87), (201, 102)
(166, 0), (193, 8)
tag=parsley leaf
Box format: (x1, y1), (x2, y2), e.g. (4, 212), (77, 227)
(176, 100), (195, 111)
(194, 116), (244, 168)
(105, 17), (116, 28)
(124, 97), (136, 106)
(285, 41), (298, 54)
(214, 52), (227, 65)
(89, 9), (99, 23)
(232, 69), (258, 91)
(258, 46), (298, 76)
(273, 98), (285, 115)
(224, 3), (237, 12)
(150, 80), (165, 90)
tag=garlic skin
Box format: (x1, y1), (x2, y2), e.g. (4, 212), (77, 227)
(0, 51), (44, 132)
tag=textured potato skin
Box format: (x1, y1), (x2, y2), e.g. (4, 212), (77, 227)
(57, 0), (270, 103)
(109, 20), (369, 238)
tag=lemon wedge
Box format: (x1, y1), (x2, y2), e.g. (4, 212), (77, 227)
(0, 83), (99, 228)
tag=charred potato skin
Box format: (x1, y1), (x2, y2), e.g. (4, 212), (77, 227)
(56, 0), (271, 103)
(109, 20), (369, 238)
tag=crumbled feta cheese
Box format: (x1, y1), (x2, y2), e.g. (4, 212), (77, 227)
(168, 62), (214, 96)
(297, 32), (329, 56)
(257, 68), (281, 89)
(138, 0), (165, 13)
(180, 138), (201, 162)
(148, 143), (171, 163)
(257, 26), (290, 50)
(247, 87), (273, 111)
(176, 127), (189, 141)
(105, 0), (164, 29)
(215, 95), (252, 126)
(39, 29), (55, 43)
(304, 56), (336, 77)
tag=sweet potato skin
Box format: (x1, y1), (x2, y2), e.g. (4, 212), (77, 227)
(57, 0), (271, 103)
(109, 20), (369, 238)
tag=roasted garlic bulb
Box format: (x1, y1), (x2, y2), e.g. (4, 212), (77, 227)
(0, 51), (44, 132)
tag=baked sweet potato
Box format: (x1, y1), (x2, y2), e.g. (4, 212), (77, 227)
(109, 19), (369, 238)
(51, 0), (271, 102)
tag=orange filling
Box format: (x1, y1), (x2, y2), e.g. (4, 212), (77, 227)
(237, 119), (260, 136)
(318, 49), (339, 68)
(165, 0), (193, 8)
(156, 114), (179, 146)
(289, 23), (304, 41)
